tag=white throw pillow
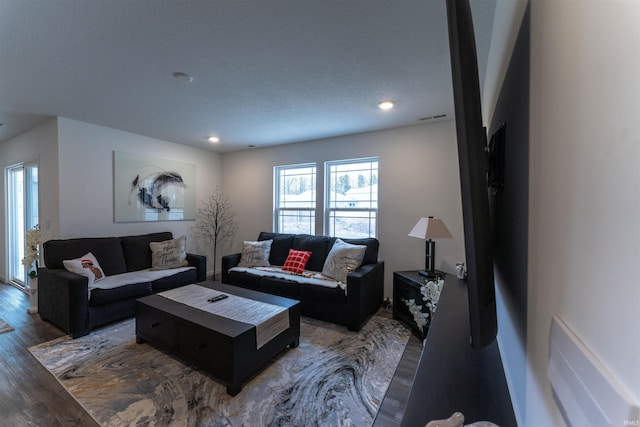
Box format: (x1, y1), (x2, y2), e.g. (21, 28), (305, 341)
(322, 238), (367, 283)
(149, 236), (188, 270)
(63, 252), (105, 285)
(238, 240), (273, 267)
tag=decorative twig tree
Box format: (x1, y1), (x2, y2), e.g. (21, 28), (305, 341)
(192, 187), (238, 280)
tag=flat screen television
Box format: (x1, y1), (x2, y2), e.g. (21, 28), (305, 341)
(446, 0), (497, 349)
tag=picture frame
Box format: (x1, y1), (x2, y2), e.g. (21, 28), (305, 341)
(113, 151), (196, 222)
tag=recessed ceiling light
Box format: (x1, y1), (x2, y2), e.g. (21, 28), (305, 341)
(378, 100), (395, 110)
(172, 72), (193, 82)
(208, 136), (219, 143)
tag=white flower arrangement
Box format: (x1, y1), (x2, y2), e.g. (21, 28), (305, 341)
(21, 224), (42, 277)
(404, 298), (429, 330)
(403, 276), (445, 332)
(421, 276), (444, 314)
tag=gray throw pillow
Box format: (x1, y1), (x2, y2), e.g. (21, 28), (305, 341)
(322, 238), (367, 283)
(238, 240), (273, 267)
(150, 236), (189, 270)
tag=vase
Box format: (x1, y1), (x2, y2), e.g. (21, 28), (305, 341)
(27, 276), (38, 314)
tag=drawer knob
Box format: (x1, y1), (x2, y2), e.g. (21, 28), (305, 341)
(151, 322), (160, 328)
(198, 342), (207, 350)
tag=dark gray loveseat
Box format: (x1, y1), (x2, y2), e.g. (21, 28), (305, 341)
(38, 232), (206, 338)
(222, 232), (384, 331)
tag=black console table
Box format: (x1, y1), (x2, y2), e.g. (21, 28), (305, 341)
(393, 271), (441, 340)
(400, 274), (516, 426)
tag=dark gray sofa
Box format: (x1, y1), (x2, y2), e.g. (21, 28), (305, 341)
(222, 232), (384, 331)
(38, 232), (206, 338)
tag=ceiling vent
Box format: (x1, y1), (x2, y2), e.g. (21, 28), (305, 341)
(419, 113), (447, 121)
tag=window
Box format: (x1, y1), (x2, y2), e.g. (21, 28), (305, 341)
(325, 157), (378, 238)
(274, 164), (316, 234)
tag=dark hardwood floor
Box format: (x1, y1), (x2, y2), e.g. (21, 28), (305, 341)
(373, 308), (423, 427)
(0, 282), (100, 426)
(0, 282), (421, 426)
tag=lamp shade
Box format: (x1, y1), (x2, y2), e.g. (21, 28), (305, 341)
(408, 217), (453, 240)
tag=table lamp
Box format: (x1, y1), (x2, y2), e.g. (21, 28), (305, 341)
(408, 216), (453, 278)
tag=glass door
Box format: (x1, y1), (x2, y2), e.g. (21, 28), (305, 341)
(6, 162), (39, 289)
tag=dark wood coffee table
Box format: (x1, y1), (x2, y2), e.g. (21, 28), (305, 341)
(135, 281), (300, 395)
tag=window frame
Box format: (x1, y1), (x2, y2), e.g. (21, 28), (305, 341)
(273, 163), (317, 234)
(324, 157), (379, 238)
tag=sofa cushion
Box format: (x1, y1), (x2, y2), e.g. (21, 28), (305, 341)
(229, 267), (344, 291)
(88, 267), (194, 293)
(300, 282), (347, 304)
(89, 282), (153, 306)
(260, 277), (301, 299)
(151, 268), (197, 292)
(88, 299), (138, 331)
(282, 249), (312, 274)
(292, 234), (332, 271)
(43, 237), (128, 276)
(338, 237), (379, 265)
(150, 236), (188, 270)
(121, 232), (173, 272)
(254, 232), (377, 270)
(322, 238), (367, 283)
(225, 269), (263, 291)
(258, 232), (295, 266)
(238, 240), (272, 267)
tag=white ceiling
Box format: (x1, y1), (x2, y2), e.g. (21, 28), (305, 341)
(0, 0), (496, 153)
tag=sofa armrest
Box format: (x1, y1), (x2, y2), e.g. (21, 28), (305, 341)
(38, 268), (91, 338)
(345, 261), (385, 331)
(221, 253), (242, 283)
(186, 253), (207, 282)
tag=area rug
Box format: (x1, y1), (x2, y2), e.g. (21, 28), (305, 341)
(29, 315), (410, 426)
(0, 317), (14, 334)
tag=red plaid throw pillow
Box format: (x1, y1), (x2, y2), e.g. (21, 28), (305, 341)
(282, 249), (312, 274)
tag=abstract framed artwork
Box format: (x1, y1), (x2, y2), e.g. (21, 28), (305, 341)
(114, 151), (196, 222)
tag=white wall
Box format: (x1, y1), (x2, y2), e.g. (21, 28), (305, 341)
(221, 120), (464, 297)
(55, 118), (223, 271)
(526, 1), (640, 426)
(0, 118), (60, 282)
